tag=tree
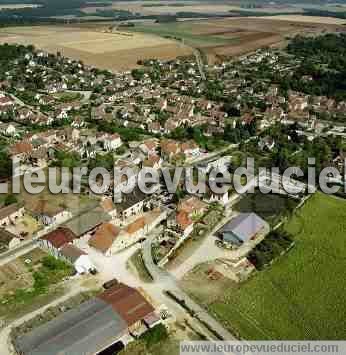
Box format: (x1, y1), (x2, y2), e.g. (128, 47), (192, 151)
(4, 194), (17, 206)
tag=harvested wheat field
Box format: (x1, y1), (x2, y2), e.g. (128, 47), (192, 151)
(0, 25), (193, 70)
(256, 15), (346, 25)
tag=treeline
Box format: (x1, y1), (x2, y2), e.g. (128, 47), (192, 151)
(304, 8), (346, 19)
(0, 0), (103, 18)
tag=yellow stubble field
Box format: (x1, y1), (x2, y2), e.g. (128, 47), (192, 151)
(0, 25), (193, 70)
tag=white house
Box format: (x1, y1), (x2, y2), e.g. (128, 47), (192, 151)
(102, 133), (122, 151)
(30, 200), (72, 226)
(198, 156), (231, 174)
(0, 122), (20, 136)
(60, 243), (96, 274)
(0, 228), (21, 251)
(205, 189), (230, 206)
(0, 204), (25, 227)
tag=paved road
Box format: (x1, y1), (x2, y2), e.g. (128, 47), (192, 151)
(193, 49), (206, 81)
(142, 235), (237, 341)
(0, 241), (36, 267)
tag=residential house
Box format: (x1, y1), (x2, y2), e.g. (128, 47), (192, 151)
(139, 139), (159, 156)
(205, 189), (230, 206)
(0, 203), (25, 227)
(160, 139), (180, 161)
(0, 94), (13, 107)
(60, 243), (96, 274)
(9, 141), (33, 161)
(142, 154), (162, 170)
(104, 133), (122, 151)
(197, 156), (231, 174)
(0, 228), (21, 253)
(115, 188), (148, 224)
(38, 227), (77, 258)
(0, 122), (22, 137)
(258, 136), (275, 151)
(100, 197), (118, 218)
(63, 207), (111, 238)
(98, 283), (158, 336)
(90, 209), (166, 255)
(180, 141), (200, 158)
(29, 199), (72, 226)
(176, 210), (194, 238)
(88, 222), (121, 256)
(178, 196), (208, 218)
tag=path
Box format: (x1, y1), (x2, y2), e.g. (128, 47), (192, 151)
(193, 49), (206, 81)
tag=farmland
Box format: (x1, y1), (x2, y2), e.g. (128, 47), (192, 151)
(183, 193), (346, 340)
(0, 15), (343, 69)
(0, 25), (193, 70)
(129, 17), (344, 63)
(80, 1), (302, 17)
(0, 4), (40, 10)
(257, 14), (346, 25)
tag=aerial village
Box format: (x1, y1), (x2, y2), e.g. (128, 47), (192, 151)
(0, 39), (344, 354)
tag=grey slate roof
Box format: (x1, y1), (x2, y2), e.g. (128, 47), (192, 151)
(115, 187), (147, 213)
(14, 298), (127, 355)
(219, 213), (267, 243)
(63, 208), (111, 237)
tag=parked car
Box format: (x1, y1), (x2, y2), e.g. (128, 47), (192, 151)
(103, 278), (119, 289)
(89, 268), (98, 275)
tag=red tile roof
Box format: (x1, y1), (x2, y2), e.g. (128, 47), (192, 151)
(41, 227), (76, 249)
(98, 284), (154, 326)
(9, 141), (33, 155)
(88, 223), (120, 253)
(176, 210), (193, 231)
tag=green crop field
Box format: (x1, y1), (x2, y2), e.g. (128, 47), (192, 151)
(129, 22), (232, 48)
(208, 193), (346, 340)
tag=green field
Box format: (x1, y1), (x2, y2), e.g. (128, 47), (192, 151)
(129, 22), (233, 48)
(208, 193), (346, 340)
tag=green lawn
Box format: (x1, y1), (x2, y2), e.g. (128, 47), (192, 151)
(209, 193), (346, 340)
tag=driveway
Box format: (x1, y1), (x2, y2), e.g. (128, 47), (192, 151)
(141, 233), (236, 341)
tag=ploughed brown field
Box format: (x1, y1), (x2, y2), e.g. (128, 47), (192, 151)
(190, 17), (345, 61)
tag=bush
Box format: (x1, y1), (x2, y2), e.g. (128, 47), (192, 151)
(248, 230), (294, 270)
(140, 324), (168, 348)
(4, 194), (17, 206)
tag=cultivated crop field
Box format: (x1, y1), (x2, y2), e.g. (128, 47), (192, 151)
(0, 25), (192, 70)
(0, 4), (40, 10)
(130, 17), (344, 62)
(257, 15), (346, 25)
(81, 1), (302, 16)
(197, 193), (346, 340)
